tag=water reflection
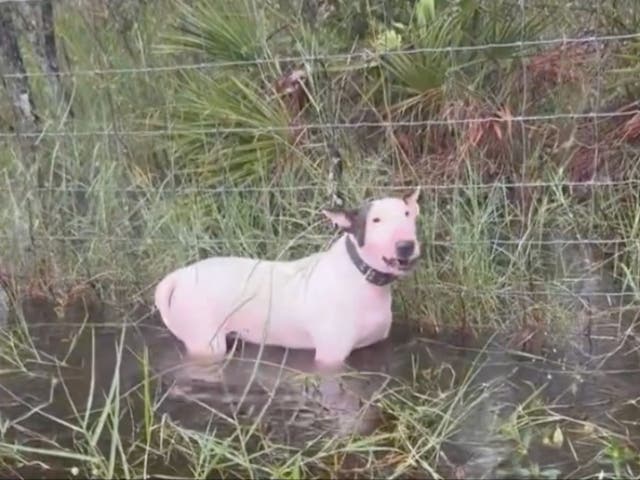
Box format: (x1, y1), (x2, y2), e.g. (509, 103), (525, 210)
(0, 236), (639, 478)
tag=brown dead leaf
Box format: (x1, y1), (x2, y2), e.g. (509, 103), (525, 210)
(620, 113), (640, 142)
(395, 131), (416, 162)
(274, 68), (310, 146)
(0, 270), (9, 287)
(274, 68), (309, 116)
(492, 122), (503, 141)
(420, 314), (440, 337)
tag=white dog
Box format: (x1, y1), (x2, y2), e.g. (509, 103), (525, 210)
(154, 188), (421, 369)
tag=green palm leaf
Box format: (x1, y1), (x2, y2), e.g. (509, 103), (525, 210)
(170, 71), (297, 185)
(159, 0), (267, 63)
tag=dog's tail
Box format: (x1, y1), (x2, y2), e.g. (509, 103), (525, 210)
(154, 271), (177, 326)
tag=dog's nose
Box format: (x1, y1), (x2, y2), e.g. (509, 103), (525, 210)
(395, 240), (415, 259)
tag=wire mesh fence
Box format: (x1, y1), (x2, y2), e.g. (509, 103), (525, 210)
(0, 0), (639, 312)
(3, 5), (640, 477)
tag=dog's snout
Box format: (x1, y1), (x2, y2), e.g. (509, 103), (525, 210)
(395, 240), (415, 259)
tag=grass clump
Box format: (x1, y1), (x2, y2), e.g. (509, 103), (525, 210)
(1, 0), (640, 477)
(0, 316), (492, 479)
(1, 0), (639, 321)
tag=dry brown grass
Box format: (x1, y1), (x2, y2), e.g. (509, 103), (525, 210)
(384, 37), (639, 216)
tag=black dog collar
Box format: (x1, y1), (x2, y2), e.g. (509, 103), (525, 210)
(345, 236), (397, 287)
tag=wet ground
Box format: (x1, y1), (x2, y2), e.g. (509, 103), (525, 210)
(1, 239), (639, 478)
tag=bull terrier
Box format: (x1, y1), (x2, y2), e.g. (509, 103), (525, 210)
(154, 188), (421, 370)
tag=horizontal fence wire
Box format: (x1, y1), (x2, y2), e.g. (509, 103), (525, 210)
(1, 274), (635, 300)
(1, 272), (634, 300)
(0, 0), (56, 3)
(1, 179), (638, 194)
(1, 234), (637, 247)
(1, 0), (639, 307)
(0, 31), (639, 79)
(2, 110), (640, 138)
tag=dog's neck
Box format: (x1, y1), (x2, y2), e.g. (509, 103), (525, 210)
(344, 235), (397, 287)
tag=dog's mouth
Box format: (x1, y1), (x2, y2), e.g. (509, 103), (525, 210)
(383, 256), (419, 272)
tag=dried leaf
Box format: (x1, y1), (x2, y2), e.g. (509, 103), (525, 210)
(492, 122), (503, 140)
(395, 132), (416, 160)
(275, 70), (308, 119)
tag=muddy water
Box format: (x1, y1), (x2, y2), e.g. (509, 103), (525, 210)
(1, 239), (639, 478)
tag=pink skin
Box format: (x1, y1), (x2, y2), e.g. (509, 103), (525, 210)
(323, 188), (421, 277)
(154, 189), (421, 372)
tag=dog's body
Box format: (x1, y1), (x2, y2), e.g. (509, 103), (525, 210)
(154, 190), (421, 368)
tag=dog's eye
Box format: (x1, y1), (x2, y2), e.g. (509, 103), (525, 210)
(405, 211), (410, 217)
(372, 217), (381, 223)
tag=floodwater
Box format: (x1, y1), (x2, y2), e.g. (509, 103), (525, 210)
(1, 239), (639, 479)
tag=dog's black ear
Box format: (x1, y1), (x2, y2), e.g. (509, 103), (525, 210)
(322, 208), (357, 231)
(323, 204), (371, 247)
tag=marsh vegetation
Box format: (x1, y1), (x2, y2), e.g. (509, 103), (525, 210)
(1, 0), (640, 477)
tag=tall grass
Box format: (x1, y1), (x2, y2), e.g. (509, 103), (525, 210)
(1, 0), (638, 313)
(2, 311), (639, 478)
(0, 312), (497, 478)
(1, 0), (640, 476)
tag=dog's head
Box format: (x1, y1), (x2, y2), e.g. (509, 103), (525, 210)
(323, 188), (421, 277)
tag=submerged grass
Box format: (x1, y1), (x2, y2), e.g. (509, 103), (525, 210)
(1, 0), (640, 478)
(0, 311), (496, 479)
(1, 304), (639, 479)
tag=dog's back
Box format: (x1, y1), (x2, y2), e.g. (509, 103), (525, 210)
(154, 251), (327, 351)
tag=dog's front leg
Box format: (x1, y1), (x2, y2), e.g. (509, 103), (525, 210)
(313, 339), (354, 373)
(314, 357), (346, 374)
(308, 312), (356, 373)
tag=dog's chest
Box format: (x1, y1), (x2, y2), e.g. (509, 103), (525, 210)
(353, 297), (392, 348)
